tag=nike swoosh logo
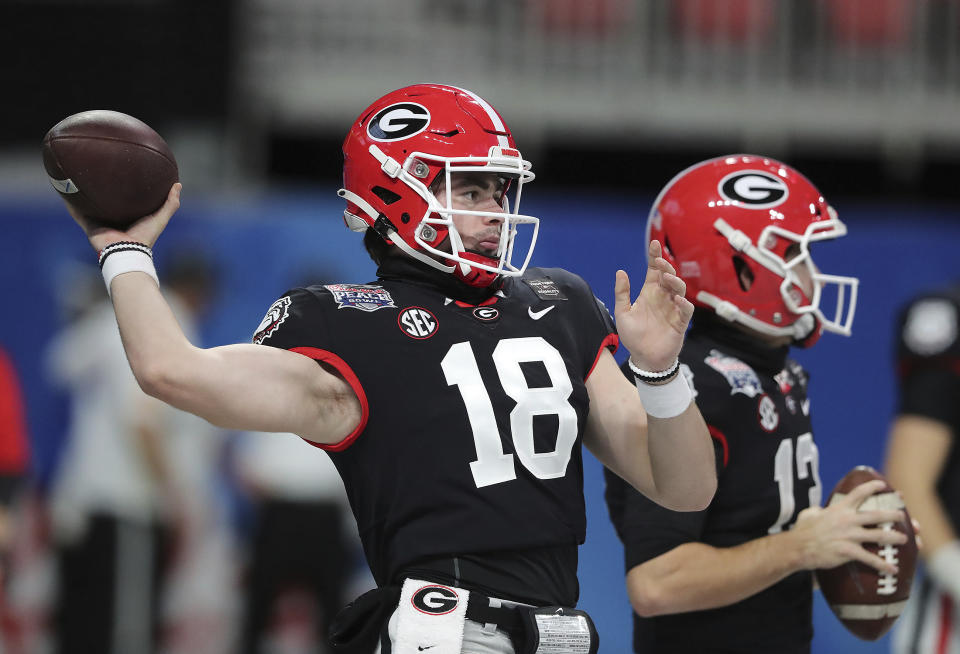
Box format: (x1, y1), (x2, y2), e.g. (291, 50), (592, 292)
(418, 647), (435, 651)
(528, 306), (556, 320)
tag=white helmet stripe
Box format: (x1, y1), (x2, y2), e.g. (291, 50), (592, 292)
(450, 84), (509, 149)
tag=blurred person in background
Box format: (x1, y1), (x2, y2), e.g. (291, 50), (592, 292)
(57, 82), (716, 653)
(604, 155), (908, 654)
(45, 253), (227, 654)
(154, 254), (237, 654)
(0, 345), (30, 584)
(886, 282), (960, 653)
(234, 429), (365, 654)
(1, 264), (101, 654)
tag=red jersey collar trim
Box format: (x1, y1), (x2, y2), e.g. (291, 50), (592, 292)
(453, 295), (500, 308)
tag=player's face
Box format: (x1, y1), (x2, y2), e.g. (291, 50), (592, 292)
(738, 243), (819, 347)
(784, 243), (816, 299)
(434, 172), (507, 257)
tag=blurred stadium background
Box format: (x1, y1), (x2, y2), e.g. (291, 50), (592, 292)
(1, 1), (959, 652)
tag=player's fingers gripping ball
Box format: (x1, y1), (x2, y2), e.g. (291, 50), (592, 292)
(815, 466), (918, 641)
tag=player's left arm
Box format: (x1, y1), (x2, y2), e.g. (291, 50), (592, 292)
(885, 296), (960, 599)
(627, 482), (905, 616)
(585, 240), (716, 511)
(886, 416), (955, 555)
(584, 352), (715, 511)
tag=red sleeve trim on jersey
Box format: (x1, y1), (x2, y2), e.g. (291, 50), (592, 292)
(586, 333), (620, 380)
(937, 594), (954, 654)
(0, 350), (29, 471)
(289, 347), (369, 452)
(707, 424), (729, 467)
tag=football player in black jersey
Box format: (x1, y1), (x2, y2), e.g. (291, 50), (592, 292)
(59, 84), (717, 654)
(887, 284), (960, 653)
(604, 155), (910, 654)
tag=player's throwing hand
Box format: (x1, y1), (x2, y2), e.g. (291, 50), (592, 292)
(67, 183), (181, 253)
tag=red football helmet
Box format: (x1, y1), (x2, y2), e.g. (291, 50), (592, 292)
(339, 83), (538, 287)
(647, 155), (859, 344)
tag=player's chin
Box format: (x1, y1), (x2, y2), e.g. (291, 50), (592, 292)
(462, 248), (496, 261)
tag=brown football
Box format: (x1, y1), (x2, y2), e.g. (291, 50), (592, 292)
(814, 465), (917, 641)
(42, 110), (178, 229)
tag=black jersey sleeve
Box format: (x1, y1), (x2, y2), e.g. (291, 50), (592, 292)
(896, 293), (960, 426)
(587, 290), (619, 373)
(673, 356), (757, 470)
(250, 286), (371, 451)
(587, 289), (617, 340)
(251, 287), (329, 349)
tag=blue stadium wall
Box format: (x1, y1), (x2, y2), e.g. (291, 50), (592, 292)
(2, 188), (958, 652)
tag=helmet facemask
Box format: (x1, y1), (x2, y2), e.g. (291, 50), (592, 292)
(710, 209), (859, 339)
(341, 145), (540, 286)
(341, 144), (538, 287)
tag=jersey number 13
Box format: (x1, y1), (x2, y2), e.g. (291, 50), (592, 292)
(768, 433), (823, 534)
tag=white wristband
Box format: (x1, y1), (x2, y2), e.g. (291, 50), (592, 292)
(635, 370), (693, 419)
(928, 541), (960, 601)
(101, 249), (159, 296)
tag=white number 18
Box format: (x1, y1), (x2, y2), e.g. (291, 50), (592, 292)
(441, 337), (579, 489)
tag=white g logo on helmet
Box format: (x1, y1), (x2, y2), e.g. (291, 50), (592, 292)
(718, 171), (789, 209)
(367, 103), (431, 141)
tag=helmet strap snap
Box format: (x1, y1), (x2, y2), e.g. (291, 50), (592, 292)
(373, 214), (397, 240)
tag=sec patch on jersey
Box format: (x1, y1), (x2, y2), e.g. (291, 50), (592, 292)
(815, 466), (918, 641)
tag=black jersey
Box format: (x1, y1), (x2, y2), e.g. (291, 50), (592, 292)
(253, 257), (617, 606)
(605, 312), (817, 653)
(895, 284), (960, 531)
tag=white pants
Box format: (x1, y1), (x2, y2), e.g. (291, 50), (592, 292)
(893, 573), (960, 654)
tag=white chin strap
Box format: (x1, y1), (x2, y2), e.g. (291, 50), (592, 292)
(338, 188), (454, 275)
(697, 291), (818, 341)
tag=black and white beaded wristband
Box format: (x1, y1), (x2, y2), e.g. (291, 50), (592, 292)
(627, 357), (692, 419)
(98, 241), (159, 295)
(627, 357), (681, 384)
